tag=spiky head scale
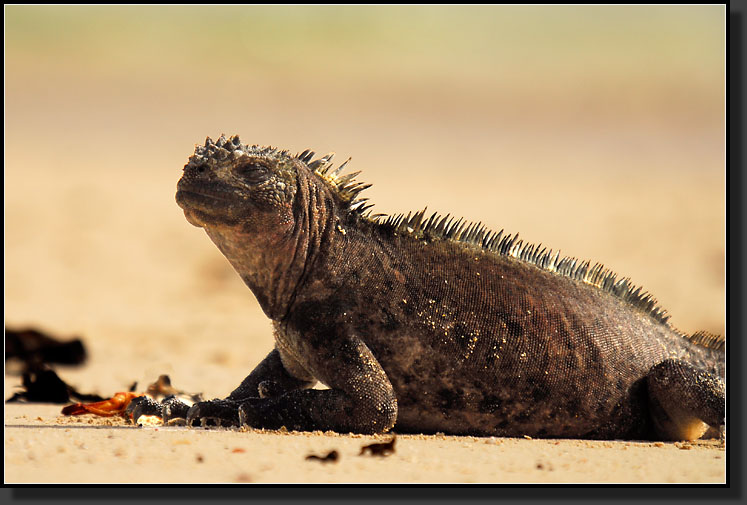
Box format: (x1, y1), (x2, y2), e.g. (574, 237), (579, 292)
(187, 135), (286, 172)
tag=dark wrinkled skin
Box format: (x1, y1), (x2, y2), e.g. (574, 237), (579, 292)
(139, 135), (725, 440)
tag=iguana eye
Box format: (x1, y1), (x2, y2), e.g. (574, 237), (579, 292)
(234, 161), (269, 184)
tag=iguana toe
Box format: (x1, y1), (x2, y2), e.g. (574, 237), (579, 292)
(160, 395), (191, 424)
(186, 399), (240, 428)
(125, 396), (162, 424)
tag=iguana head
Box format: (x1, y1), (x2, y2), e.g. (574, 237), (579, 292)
(175, 135), (366, 319)
(176, 135), (298, 230)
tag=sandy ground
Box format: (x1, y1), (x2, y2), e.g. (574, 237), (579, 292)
(4, 6), (726, 484)
(3, 404), (725, 484)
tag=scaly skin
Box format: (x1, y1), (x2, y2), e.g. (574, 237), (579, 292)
(129, 135), (725, 440)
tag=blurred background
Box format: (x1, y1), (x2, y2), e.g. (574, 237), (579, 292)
(5, 5), (725, 397)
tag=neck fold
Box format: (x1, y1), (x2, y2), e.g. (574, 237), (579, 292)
(204, 169), (334, 321)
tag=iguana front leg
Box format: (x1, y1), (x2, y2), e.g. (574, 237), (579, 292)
(182, 347), (316, 426)
(232, 337), (398, 434)
(131, 335), (398, 433)
(646, 358), (725, 441)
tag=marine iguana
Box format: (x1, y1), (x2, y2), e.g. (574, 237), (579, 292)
(128, 135), (725, 440)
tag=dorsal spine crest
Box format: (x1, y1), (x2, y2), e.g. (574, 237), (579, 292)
(295, 149), (676, 326)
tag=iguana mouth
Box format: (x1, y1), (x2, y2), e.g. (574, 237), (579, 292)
(175, 177), (240, 208)
(175, 178), (252, 228)
(176, 191), (238, 228)
(176, 188), (230, 206)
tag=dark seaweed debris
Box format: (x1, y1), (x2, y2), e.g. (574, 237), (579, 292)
(305, 450), (340, 463)
(359, 436), (397, 457)
(6, 364), (105, 404)
(5, 327), (87, 367)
